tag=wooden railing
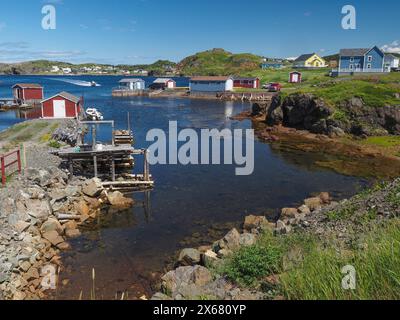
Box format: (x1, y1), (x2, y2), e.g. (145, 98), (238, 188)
(1, 148), (22, 186)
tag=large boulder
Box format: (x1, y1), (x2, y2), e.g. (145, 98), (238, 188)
(40, 218), (63, 235)
(107, 191), (134, 208)
(243, 215), (268, 232)
(161, 266), (212, 299)
(214, 228), (241, 252)
(82, 178), (103, 197)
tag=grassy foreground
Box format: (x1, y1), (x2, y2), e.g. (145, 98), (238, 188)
(217, 219), (400, 300)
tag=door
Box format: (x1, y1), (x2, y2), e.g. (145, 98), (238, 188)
(292, 74), (299, 83)
(53, 100), (66, 118)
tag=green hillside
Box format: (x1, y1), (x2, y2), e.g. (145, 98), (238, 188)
(177, 48), (263, 76)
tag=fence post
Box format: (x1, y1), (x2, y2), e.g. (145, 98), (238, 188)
(1, 156), (5, 186)
(17, 149), (22, 173)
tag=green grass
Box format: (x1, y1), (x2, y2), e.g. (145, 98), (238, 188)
(326, 204), (358, 221)
(280, 219), (400, 300)
(361, 136), (400, 148)
(0, 122), (30, 139)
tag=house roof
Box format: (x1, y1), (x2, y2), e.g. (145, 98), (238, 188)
(119, 78), (145, 83)
(42, 91), (80, 104)
(294, 53), (316, 62)
(190, 76), (232, 82)
(339, 48), (370, 56)
(12, 83), (43, 89)
(384, 53), (399, 59)
(153, 78), (175, 84)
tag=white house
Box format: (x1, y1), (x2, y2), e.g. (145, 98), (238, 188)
(384, 54), (400, 71)
(62, 67), (72, 74)
(51, 66), (60, 73)
(190, 76), (234, 93)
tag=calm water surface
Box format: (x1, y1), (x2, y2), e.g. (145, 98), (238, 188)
(0, 75), (368, 299)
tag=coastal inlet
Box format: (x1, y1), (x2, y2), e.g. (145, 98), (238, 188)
(0, 75), (372, 299)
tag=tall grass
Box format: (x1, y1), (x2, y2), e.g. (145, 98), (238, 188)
(280, 219), (400, 300)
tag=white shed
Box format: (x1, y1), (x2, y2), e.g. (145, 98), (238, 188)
(189, 76), (234, 93)
(119, 78), (146, 91)
(384, 54), (400, 72)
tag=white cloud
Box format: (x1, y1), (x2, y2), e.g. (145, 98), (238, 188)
(381, 40), (400, 54)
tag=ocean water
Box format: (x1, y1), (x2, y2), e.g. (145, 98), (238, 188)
(0, 75), (368, 299)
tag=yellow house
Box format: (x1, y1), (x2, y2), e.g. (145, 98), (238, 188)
(293, 53), (327, 68)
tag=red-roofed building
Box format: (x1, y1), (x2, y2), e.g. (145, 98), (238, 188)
(12, 83), (44, 105)
(41, 91), (82, 119)
(233, 77), (260, 89)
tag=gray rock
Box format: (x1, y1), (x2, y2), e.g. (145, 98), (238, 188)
(82, 178), (103, 197)
(239, 233), (257, 247)
(178, 248), (201, 266)
(216, 228), (241, 252)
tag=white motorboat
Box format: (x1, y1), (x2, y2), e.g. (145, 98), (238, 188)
(85, 108), (104, 121)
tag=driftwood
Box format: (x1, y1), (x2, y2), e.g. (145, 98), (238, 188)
(57, 214), (81, 220)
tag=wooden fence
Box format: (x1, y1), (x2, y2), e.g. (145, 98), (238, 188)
(1, 148), (22, 186)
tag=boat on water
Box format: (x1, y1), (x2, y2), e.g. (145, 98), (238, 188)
(90, 81), (99, 87)
(85, 108), (104, 121)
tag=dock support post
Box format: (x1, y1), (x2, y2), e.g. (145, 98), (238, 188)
(69, 157), (74, 176)
(93, 155), (98, 178)
(111, 155), (116, 182)
(92, 125), (97, 150)
(144, 149), (150, 181)
(111, 121), (115, 147)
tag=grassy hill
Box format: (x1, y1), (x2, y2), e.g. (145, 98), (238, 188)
(177, 48), (263, 76)
(118, 60), (177, 76)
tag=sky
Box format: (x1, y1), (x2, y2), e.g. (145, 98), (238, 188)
(0, 0), (399, 65)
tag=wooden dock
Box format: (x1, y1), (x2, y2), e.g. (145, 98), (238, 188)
(54, 117), (153, 192)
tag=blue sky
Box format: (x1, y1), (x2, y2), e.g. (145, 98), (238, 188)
(0, 0), (399, 64)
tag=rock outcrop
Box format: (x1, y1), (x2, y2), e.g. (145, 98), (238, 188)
(263, 93), (400, 137)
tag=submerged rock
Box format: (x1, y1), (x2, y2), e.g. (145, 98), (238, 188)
(177, 248), (201, 266)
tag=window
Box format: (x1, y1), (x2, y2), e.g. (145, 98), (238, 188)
(367, 64), (372, 69)
(350, 57), (354, 62)
(355, 63), (360, 69)
(367, 56), (373, 62)
(349, 64), (354, 70)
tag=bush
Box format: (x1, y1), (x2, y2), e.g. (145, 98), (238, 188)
(222, 232), (283, 287)
(48, 140), (61, 149)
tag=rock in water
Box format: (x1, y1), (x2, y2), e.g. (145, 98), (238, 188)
(178, 248), (201, 266)
(107, 191), (134, 208)
(82, 178), (103, 197)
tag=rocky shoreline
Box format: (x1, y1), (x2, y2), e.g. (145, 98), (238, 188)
(150, 192), (335, 300)
(0, 133), (134, 300)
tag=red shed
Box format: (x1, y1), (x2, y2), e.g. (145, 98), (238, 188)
(233, 77), (260, 89)
(41, 91), (82, 119)
(289, 72), (302, 83)
(12, 83), (44, 105)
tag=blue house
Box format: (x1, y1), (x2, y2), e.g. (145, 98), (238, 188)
(338, 46), (387, 74)
(261, 63), (283, 69)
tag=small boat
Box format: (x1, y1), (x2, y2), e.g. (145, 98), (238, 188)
(90, 81), (99, 87)
(85, 108), (104, 121)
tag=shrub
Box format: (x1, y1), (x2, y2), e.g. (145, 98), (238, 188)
(222, 232), (283, 287)
(48, 140), (61, 149)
